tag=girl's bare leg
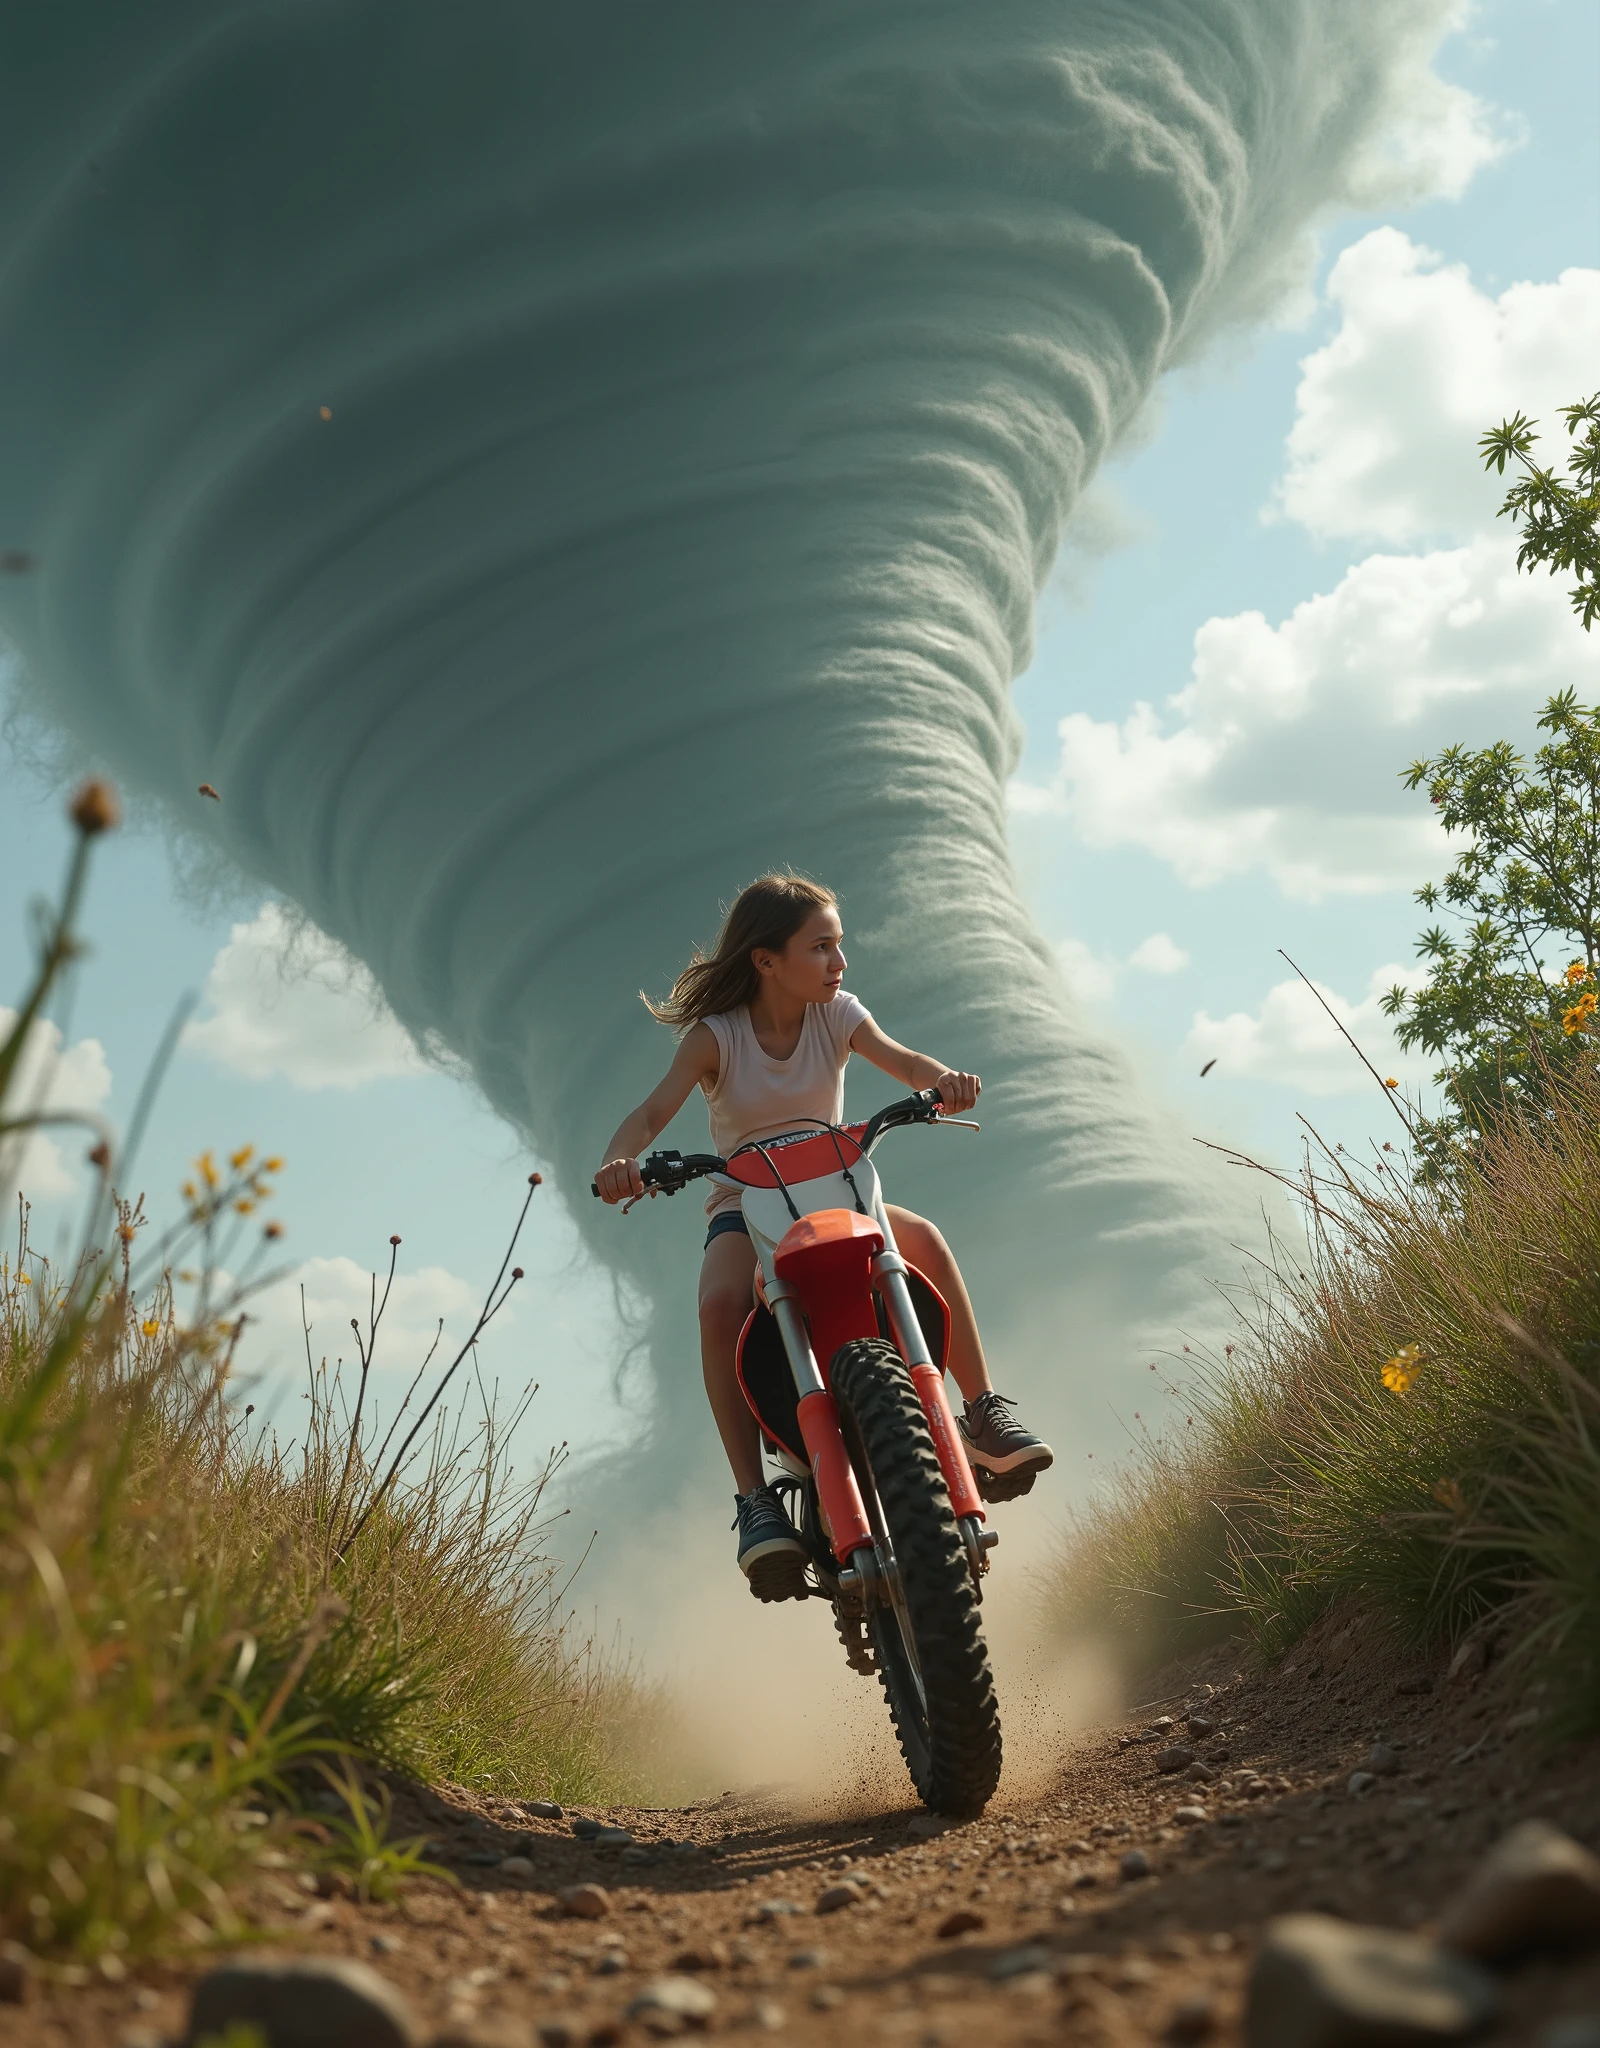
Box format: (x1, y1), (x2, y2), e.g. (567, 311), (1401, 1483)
(885, 1204), (993, 1404)
(698, 1229), (764, 1493)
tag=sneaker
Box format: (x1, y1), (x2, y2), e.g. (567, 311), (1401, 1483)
(733, 1482), (809, 1602)
(958, 1392), (1054, 1502)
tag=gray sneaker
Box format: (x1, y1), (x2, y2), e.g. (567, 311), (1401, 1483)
(958, 1392), (1053, 1502)
(733, 1482), (809, 1602)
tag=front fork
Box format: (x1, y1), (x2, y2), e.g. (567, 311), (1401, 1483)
(766, 1264), (997, 1595)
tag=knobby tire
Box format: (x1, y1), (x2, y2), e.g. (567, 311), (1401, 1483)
(831, 1337), (1002, 1816)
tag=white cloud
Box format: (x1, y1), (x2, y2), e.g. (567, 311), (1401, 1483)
(1128, 932), (1189, 976)
(1183, 964), (1428, 1098)
(1280, 231), (1600, 546)
(185, 903), (428, 1089)
(0, 1011), (113, 1198)
(1056, 931), (1190, 1007)
(1018, 533), (1591, 900)
(233, 1254), (493, 1380)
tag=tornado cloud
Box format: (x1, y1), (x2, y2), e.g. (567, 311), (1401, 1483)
(1, 2), (1465, 1511)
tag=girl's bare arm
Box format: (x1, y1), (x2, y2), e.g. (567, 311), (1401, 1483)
(594, 1023), (720, 1202)
(849, 1016), (980, 1114)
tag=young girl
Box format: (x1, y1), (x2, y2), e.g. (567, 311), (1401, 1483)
(594, 874), (1052, 1600)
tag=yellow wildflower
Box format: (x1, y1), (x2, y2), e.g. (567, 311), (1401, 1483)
(1565, 961), (1591, 985)
(141, 1319), (160, 1338)
(198, 1151), (218, 1189)
(234, 1199), (255, 1215)
(1384, 1077), (1400, 1089)
(181, 1181), (196, 1201)
(229, 1144), (255, 1170)
(1382, 1342), (1424, 1394)
(262, 1156), (285, 1174)
(1563, 990), (1599, 1035)
(18, 1273), (29, 1286)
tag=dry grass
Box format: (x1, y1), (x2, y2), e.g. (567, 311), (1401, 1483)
(1047, 1058), (1600, 1735)
(0, 794), (652, 1964)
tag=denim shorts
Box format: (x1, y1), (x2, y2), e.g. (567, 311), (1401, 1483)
(704, 1210), (750, 1251)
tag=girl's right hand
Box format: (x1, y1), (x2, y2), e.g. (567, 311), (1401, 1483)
(594, 1156), (645, 1204)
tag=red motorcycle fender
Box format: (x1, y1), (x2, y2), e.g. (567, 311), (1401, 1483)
(796, 1388), (873, 1561)
(909, 1363), (986, 1524)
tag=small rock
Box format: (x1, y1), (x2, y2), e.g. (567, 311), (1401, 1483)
(560, 1883), (612, 1920)
(989, 1946), (1051, 1981)
(593, 1826), (635, 1849)
(1246, 1914), (1498, 2048)
(937, 1909), (987, 1939)
(1366, 1743), (1402, 1778)
(537, 2025), (578, 2048)
(787, 1948), (826, 1971)
(314, 1867), (356, 1900)
(499, 1855), (535, 1878)
(754, 1900), (801, 1923)
(1157, 1745), (1196, 1774)
(1166, 1992), (1216, 2043)
(1448, 1637), (1491, 1685)
(594, 1950), (630, 1977)
(1543, 2021), (1600, 2048)
(815, 1882), (861, 1915)
(627, 1976), (718, 2036)
(750, 1999), (786, 2032)
(1347, 1772), (1377, 1798)
(1174, 1806), (1210, 1828)
(1120, 1849), (1152, 1881)
(570, 1817), (603, 1839)
(184, 1956), (424, 2047)
(811, 1985), (845, 2011)
(1438, 1821), (1600, 1961)
(0, 1944), (32, 2004)
(672, 1944), (729, 1971)
(370, 1934), (404, 1955)
(906, 1814), (945, 1838)
(524, 1800), (563, 1819)
(620, 1845), (654, 1866)
(1185, 1761), (1218, 1783)
(1395, 1677), (1434, 1697)
(1071, 1867), (1100, 1889)
(1151, 1716), (1177, 1733)
(1186, 1715), (1217, 1740)
(1054, 1897), (1078, 1918)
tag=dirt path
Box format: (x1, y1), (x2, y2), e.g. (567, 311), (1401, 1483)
(14, 1609), (1600, 2045)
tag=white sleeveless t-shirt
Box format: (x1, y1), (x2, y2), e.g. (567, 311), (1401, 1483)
(700, 991), (871, 1217)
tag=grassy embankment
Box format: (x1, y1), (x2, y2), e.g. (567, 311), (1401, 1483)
(1049, 1060), (1600, 1733)
(1, 787), (648, 1968)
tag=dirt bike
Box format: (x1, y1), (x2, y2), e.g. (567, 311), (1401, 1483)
(595, 1089), (1002, 1815)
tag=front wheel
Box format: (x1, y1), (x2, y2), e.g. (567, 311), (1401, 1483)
(831, 1338), (1002, 1815)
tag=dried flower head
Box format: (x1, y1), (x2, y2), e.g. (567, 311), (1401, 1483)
(1382, 1342), (1424, 1395)
(141, 1319), (160, 1338)
(68, 777), (120, 836)
(87, 1140), (111, 1170)
(263, 1221), (284, 1241)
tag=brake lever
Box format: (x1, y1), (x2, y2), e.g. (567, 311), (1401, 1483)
(621, 1185), (660, 1215)
(934, 1117), (981, 1131)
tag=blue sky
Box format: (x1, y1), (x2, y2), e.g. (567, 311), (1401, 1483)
(3, 0), (1597, 1479)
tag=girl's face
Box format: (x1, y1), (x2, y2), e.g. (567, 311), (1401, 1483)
(754, 906), (846, 1005)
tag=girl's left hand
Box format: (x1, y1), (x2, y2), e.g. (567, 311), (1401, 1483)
(933, 1068), (980, 1114)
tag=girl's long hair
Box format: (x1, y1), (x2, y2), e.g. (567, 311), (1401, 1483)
(645, 874), (837, 1031)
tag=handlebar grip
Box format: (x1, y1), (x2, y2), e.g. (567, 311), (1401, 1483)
(591, 1181), (599, 1197)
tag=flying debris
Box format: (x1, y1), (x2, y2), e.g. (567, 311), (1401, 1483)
(1200, 1060), (1218, 1078)
(0, 550), (35, 575)
(198, 783), (220, 802)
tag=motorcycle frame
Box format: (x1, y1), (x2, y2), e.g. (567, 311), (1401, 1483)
(727, 1125), (991, 1588)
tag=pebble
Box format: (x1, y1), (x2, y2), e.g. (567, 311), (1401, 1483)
(1438, 1821), (1600, 1961)
(370, 1935), (404, 1956)
(787, 1948), (826, 1971)
(811, 1986), (845, 2011)
(183, 1956), (424, 2047)
(1395, 1676), (1434, 1697)
(0, 1944), (31, 2005)
(1166, 1992), (1216, 2042)
(525, 1800), (563, 1819)
(560, 1884), (612, 1920)
(1543, 2021), (1600, 2048)
(499, 1855), (535, 1878)
(750, 1999), (787, 2032)
(937, 1909), (987, 1939)
(627, 1976), (718, 2036)
(988, 1946), (1051, 1981)
(1151, 1716), (1177, 1733)
(1366, 1743), (1402, 1777)
(1186, 1715), (1217, 1740)
(815, 1882), (862, 1915)
(1120, 1849), (1152, 1881)
(570, 1818), (603, 1839)
(1157, 1744), (1196, 1774)
(1185, 1761), (1218, 1783)
(1347, 1771), (1377, 1798)
(1174, 1806), (1210, 1828)
(1071, 1867), (1100, 1888)
(593, 1826), (636, 1849)
(1246, 1914), (1498, 2047)
(594, 1951), (630, 1977)
(754, 1900), (801, 1922)
(672, 1944), (729, 1971)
